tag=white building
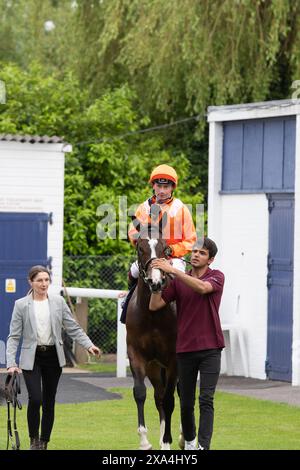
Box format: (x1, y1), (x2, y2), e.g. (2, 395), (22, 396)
(0, 134), (71, 366)
(207, 99), (300, 385)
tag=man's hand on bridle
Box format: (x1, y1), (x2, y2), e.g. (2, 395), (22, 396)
(151, 258), (175, 274)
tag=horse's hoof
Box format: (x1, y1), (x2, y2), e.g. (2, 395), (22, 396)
(161, 443), (171, 450)
(139, 443), (152, 451)
(178, 434), (185, 450)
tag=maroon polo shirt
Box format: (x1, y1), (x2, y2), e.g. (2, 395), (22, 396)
(161, 268), (225, 353)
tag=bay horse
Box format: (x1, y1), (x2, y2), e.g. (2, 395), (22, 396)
(126, 210), (181, 450)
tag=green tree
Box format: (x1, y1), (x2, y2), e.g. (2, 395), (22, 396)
(0, 0), (78, 72)
(69, 0), (300, 198)
(71, 1), (299, 114)
(0, 63), (202, 255)
(3, 1), (299, 199)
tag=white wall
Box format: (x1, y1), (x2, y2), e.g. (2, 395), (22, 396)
(208, 102), (300, 383)
(208, 121), (269, 379)
(212, 194), (269, 379)
(0, 141), (67, 287)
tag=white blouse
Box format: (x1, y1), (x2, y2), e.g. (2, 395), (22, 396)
(33, 299), (54, 345)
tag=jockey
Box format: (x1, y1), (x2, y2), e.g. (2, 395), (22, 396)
(127, 164), (197, 288)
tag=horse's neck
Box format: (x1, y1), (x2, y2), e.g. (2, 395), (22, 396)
(136, 279), (151, 309)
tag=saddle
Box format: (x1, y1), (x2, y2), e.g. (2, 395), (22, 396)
(5, 372), (22, 450)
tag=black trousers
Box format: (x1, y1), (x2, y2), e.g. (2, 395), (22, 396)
(177, 348), (221, 450)
(22, 347), (62, 442)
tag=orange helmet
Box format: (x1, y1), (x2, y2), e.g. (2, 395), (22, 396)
(149, 164), (178, 187)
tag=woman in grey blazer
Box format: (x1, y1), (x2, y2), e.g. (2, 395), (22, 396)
(6, 265), (101, 450)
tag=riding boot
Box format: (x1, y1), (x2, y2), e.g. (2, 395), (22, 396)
(128, 272), (138, 290)
(39, 439), (48, 450)
(29, 437), (40, 450)
(120, 274), (138, 324)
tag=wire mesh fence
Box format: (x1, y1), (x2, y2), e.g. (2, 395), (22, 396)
(63, 255), (135, 356)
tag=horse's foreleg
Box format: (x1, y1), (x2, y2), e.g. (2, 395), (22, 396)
(177, 382), (185, 449)
(128, 356), (151, 452)
(133, 381), (152, 450)
(147, 363), (168, 449)
(154, 387), (166, 448)
(128, 347), (152, 450)
(178, 423), (185, 450)
(161, 386), (174, 450)
(160, 365), (177, 450)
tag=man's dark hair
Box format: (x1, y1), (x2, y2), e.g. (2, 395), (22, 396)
(193, 237), (218, 259)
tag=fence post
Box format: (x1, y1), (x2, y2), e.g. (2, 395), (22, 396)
(117, 298), (127, 377)
(74, 297), (89, 364)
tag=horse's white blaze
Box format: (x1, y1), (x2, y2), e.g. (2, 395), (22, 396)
(148, 239), (162, 284)
(138, 426), (152, 450)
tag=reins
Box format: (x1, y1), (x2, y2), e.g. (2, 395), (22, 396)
(138, 253), (192, 289)
(138, 256), (157, 283)
(173, 256), (193, 266)
(5, 372), (22, 450)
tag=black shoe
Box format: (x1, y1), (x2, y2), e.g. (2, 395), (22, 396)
(39, 439), (48, 450)
(30, 437), (40, 450)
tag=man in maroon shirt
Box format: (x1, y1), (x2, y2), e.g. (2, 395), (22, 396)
(149, 237), (225, 450)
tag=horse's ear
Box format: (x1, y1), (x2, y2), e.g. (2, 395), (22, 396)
(159, 211), (168, 234)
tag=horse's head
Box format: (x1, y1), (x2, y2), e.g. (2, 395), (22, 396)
(137, 235), (169, 293)
(135, 207), (169, 293)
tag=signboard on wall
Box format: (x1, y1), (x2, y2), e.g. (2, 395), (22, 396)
(5, 278), (16, 293)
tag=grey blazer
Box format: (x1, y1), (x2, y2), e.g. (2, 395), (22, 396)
(6, 294), (93, 370)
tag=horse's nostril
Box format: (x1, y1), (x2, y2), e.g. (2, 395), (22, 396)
(152, 282), (161, 292)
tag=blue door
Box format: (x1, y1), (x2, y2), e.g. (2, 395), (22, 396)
(0, 212), (50, 367)
(266, 194), (294, 381)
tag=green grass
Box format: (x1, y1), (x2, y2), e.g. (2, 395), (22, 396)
(1, 389), (300, 450)
(77, 362), (131, 375)
(77, 362), (117, 374)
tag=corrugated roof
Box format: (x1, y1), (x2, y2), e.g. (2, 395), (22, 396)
(0, 134), (65, 144)
(208, 98), (300, 113)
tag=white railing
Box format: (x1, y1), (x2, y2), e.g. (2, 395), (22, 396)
(50, 286), (249, 380)
(51, 286), (128, 378)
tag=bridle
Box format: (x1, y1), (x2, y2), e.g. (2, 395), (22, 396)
(137, 244), (168, 292)
(138, 256), (157, 281)
(5, 372), (22, 450)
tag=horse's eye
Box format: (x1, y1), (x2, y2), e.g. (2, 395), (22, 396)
(164, 246), (172, 257)
(138, 246), (143, 255)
